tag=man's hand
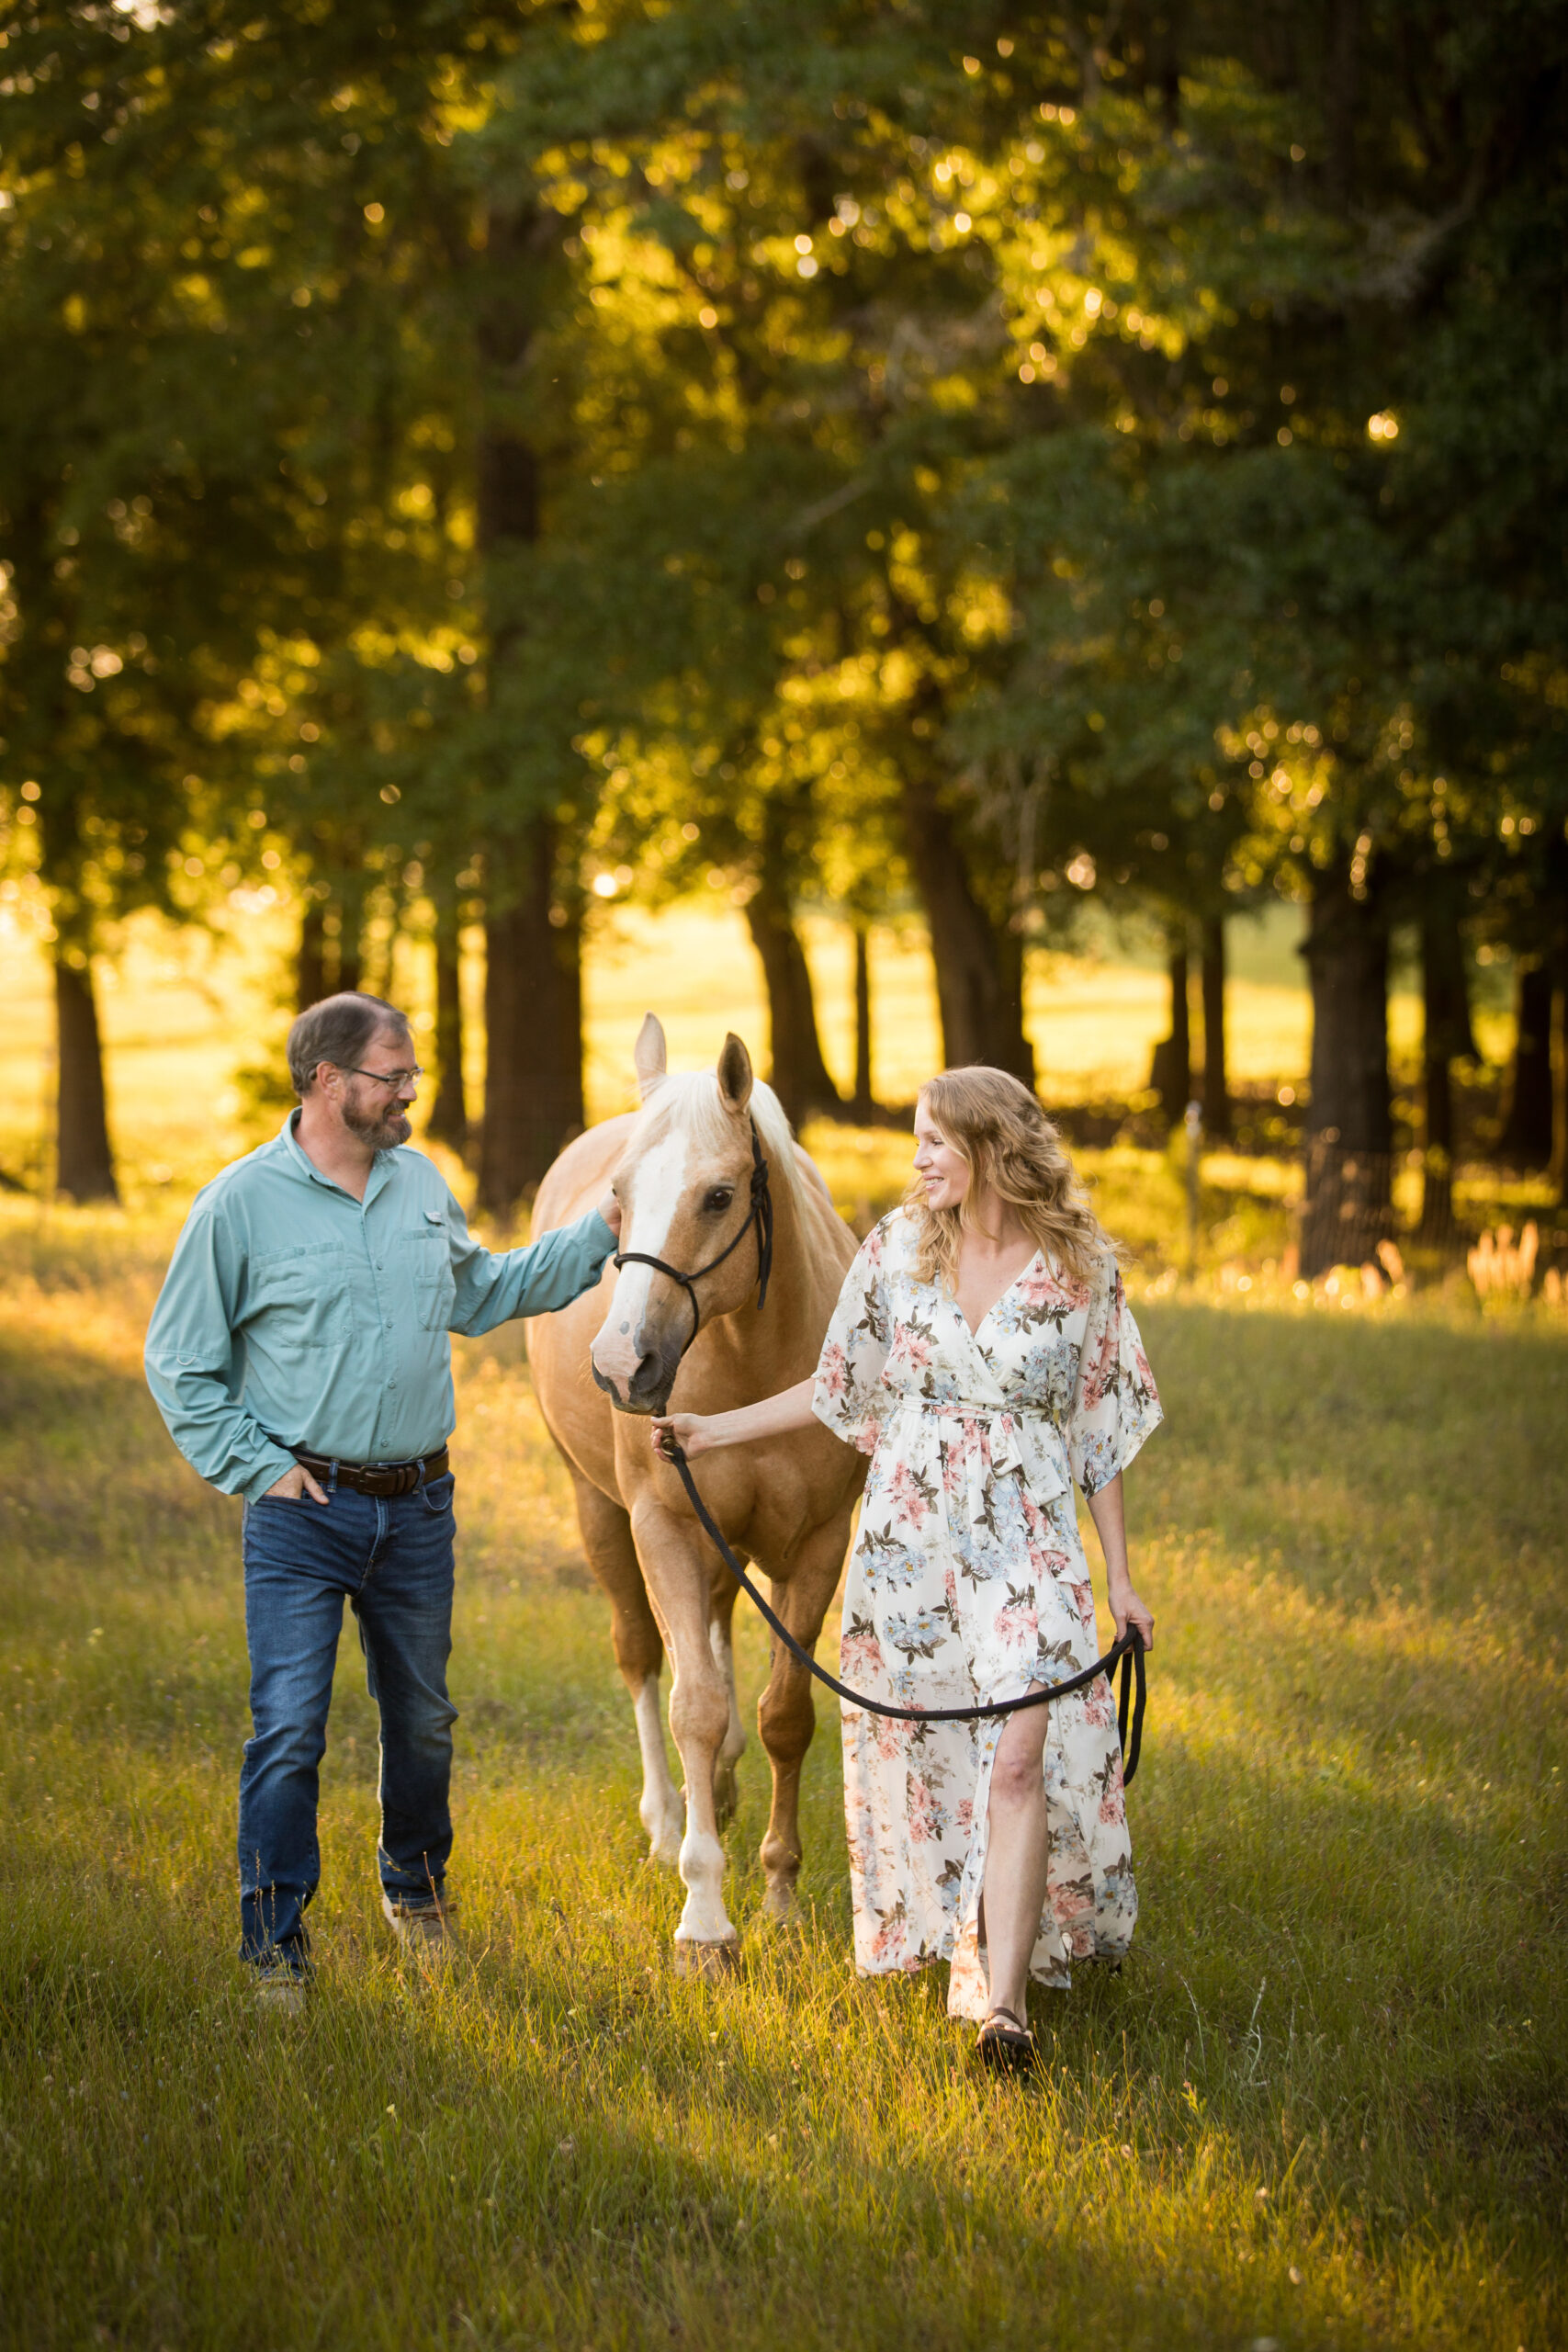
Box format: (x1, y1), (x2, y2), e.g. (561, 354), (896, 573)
(264, 1463), (330, 1505)
(596, 1189), (623, 1240)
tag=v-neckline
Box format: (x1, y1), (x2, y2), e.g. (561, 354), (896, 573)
(952, 1249), (1044, 1342)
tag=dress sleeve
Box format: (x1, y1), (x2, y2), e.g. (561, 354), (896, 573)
(1066, 1254), (1163, 1496)
(811, 1222), (895, 1455)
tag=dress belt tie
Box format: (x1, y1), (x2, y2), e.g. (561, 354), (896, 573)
(889, 1398), (1068, 1528)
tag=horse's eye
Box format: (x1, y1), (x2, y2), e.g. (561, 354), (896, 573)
(704, 1187), (735, 1213)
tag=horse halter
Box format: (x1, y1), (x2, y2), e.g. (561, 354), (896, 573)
(611, 1116), (774, 1354)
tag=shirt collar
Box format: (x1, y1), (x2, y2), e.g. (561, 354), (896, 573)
(277, 1108), (398, 1204)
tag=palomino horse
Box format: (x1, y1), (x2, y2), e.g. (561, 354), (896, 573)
(525, 1016), (864, 1969)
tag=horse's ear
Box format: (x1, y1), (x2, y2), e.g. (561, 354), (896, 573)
(634, 1012), (667, 1100)
(716, 1032), (753, 1114)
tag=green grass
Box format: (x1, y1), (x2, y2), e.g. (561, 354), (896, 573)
(1, 1195), (1564, 2350)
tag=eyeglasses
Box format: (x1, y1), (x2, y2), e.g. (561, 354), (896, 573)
(340, 1064), (423, 1091)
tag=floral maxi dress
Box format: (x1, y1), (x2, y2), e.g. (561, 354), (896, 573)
(811, 1210), (1163, 2022)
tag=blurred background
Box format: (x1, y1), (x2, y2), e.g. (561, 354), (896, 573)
(4, 26), (1567, 2344)
(2, 0), (1563, 1287)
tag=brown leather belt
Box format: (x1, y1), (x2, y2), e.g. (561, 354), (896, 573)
(289, 1444), (450, 1498)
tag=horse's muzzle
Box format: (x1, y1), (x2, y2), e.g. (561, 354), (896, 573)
(592, 1348), (680, 1416)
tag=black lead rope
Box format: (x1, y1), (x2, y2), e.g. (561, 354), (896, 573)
(613, 1117), (774, 1346)
(612, 1110), (1145, 1781)
(662, 1439), (1147, 1784)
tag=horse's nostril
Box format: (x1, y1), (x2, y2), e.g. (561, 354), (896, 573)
(629, 1351), (663, 1396)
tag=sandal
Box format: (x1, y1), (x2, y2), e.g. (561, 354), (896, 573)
(976, 2006), (1037, 2076)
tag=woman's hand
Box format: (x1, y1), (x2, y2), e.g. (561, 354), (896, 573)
(596, 1188), (623, 1239)
(1107, 1577), (1154, 1653)
(651, 1412), (715, 1462)
(651, 1379), (818, 1462)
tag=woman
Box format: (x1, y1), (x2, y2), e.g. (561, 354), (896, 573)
(652, 1068), (1160, 2072)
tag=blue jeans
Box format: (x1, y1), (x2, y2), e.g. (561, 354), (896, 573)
(237, 1474), (457, 1973)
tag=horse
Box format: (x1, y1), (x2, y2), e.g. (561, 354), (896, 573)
(525, 1015), (865, 1971)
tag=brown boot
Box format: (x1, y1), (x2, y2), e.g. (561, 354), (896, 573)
(381, 1892), (458, 1957)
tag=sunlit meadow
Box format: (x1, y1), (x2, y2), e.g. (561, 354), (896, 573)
(0, 903), (1563, 2349)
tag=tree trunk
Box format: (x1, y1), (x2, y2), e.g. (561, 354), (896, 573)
(852, 922), (874, 1121)
(1325, 0), (1360, 207)
(426, 890), (468, 1149)
(296, 897), (329, 1012)
(1149, 941), (1191, 1119)
(742, 879), (841, 1128)
(476, 817), (584, 1216)
(1501, 960), (1554, 1166)
(1552, 974), (1568, 1203)
(1200, 915), (1230, 1137)
(1299, 859), (1393, 1277)
(332, 882), (364, 998)
(468, 197), (587, 1217)
(899, 769), (1033, 1085)
(1419, 905), (1475, 1239)
(53, 955), (118, 1203)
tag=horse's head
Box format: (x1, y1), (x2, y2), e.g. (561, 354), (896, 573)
(591, 1014), (770, 1415)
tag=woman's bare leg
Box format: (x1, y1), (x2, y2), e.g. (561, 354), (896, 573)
(980, 1687), (1052, 2025)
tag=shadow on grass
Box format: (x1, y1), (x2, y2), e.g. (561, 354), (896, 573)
(4, 1266), (1567, 2345)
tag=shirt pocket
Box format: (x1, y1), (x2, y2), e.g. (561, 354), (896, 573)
(400, 1224), (457, 1332)
(244, 1242), (355, 1351)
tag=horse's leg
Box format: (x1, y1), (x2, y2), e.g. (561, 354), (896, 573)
(754, 1510), (852, 1923)
(570, 1471), (682, 1866)
(633, 1500), (739, 1968)
(707, 1570), (747, 1832)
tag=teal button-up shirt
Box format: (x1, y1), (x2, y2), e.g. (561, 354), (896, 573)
(145, 1111), (615, 1501)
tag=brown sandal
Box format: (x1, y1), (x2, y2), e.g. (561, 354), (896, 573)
(976, 2006), (1037, 2076)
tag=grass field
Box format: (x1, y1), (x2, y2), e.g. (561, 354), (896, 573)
(0, 902), (1564, 2348)
(2, 1190), (1566, 2347)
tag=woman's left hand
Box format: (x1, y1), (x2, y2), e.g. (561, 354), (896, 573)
(1108, 1580), (1155, 1652)
(597, 1189), (623, 1239)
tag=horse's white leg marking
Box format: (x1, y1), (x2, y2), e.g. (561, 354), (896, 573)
(590, 1128), (688, 1392)
(675, 1821), (735, 1949)
(668, 1653), (739, 1951)
(709, 1616), (746, 1826)
(633, 1674), (683, 1865)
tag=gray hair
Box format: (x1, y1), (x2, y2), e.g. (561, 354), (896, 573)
(287, 993), (412, 1098)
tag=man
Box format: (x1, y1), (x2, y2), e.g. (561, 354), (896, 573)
(145, 990), (618, 2009)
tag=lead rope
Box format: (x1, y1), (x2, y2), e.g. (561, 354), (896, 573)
(662, 1439), (1146, 1782)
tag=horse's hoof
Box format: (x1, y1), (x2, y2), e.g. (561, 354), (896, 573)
(673, 1937), (740, 1981)
(761, 1877), (799, 1925)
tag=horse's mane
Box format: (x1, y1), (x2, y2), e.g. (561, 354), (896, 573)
(632, 1069), (805, 1209)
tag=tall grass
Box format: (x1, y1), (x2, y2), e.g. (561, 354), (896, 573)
(0, 1190), (1563, 2349)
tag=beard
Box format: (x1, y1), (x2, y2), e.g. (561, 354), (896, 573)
(343, 1094), (412, 1151)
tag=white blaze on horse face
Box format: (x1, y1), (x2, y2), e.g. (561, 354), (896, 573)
(590, 1124), (690, 1392)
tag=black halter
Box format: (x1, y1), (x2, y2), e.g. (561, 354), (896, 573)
(612, 1116), (774, 1354)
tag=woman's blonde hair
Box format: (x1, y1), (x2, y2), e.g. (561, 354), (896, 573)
(903, 1067), (1118, 1292)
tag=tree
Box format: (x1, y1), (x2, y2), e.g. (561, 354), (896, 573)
(0, 6), (317, 1193)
